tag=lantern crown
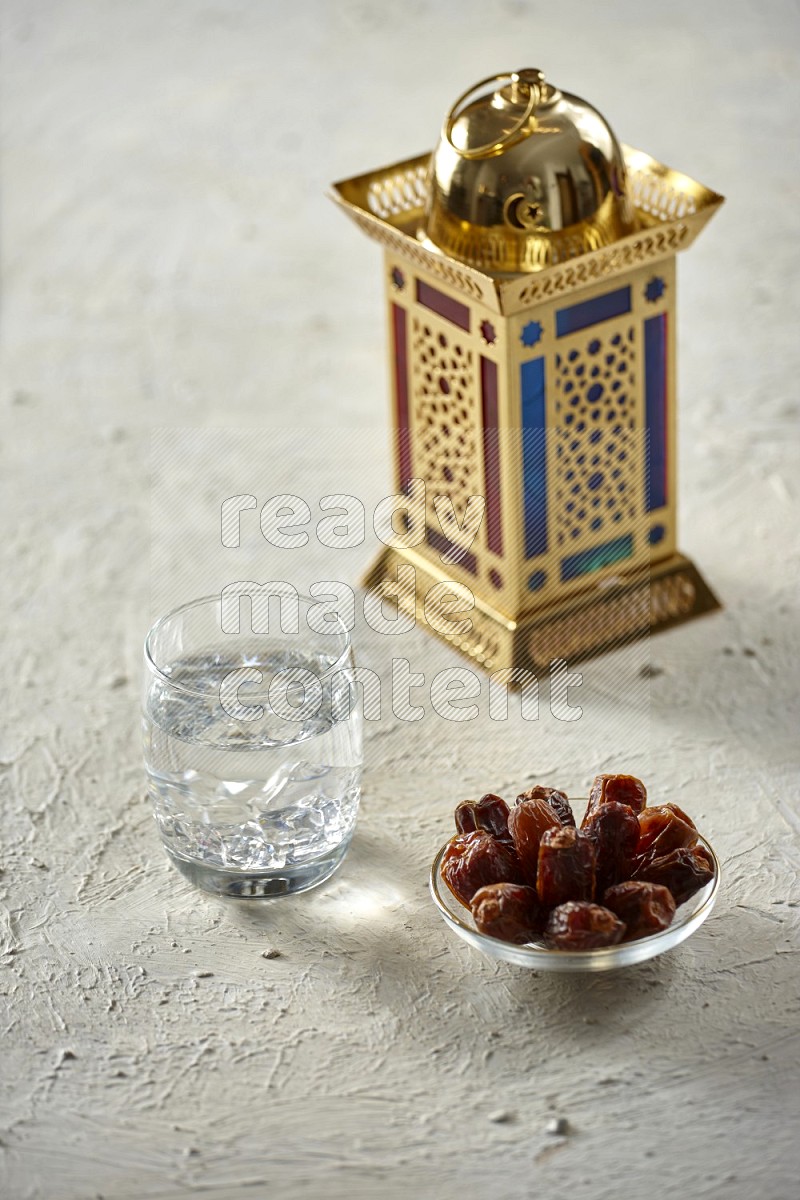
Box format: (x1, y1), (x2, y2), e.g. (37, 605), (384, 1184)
(331, 150), (722, 320)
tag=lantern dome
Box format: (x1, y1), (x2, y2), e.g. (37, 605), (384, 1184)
(422, 69), (637, 273)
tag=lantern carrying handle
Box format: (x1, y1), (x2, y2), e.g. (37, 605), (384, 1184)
(444, 69), (546, 160)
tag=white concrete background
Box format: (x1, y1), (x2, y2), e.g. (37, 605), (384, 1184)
(2, 2), (799, 1197)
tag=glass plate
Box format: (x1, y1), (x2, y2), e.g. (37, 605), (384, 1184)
(429, 828), (720, 973)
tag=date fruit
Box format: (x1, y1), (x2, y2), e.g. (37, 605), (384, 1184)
(516, 785), (575, 828)
(440, 831), (523, 907)
(583, 774), (647, 824)
(545, 902), (626, 950)
(537, 826), (596, 907)
(603, 880), (676, 940)
(582, 801), (640, 895)
(635, 803), (698, 863)
(508, 797), (561, 881)
(632, 844), (714, 906)
(470, 883), (545, 944)
(455, 793), (511, 840)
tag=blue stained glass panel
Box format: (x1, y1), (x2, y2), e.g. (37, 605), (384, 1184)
(521, 358), (547, 559)
(556, 286), (632, 337)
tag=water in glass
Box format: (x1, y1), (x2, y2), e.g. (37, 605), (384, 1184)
(143, 645), (362, 897)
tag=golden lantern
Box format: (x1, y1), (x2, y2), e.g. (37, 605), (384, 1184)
(331, 69), (724, 673)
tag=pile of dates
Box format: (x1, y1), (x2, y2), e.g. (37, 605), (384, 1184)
(440, 775), (715, 949)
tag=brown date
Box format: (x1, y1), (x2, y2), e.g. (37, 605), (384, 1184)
(470, 883), (545, 944)
(545, 902), (626, 950)
(454, 801), (480, 834)
(537, 826), (596, 907)
(583, 774), (647, 824)
(603, 880), (676, 940)
(440, 831), (523, 907)
(632, 844), (714, 906)
(455, 793), (511, 840)
(508, 797), (561, 882)
(516, 785), (575, 828)
(635, 803), (698, 864)
(581, 801), (640, 895)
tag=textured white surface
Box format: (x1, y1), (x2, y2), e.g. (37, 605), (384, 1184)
(2, 2), (799, 1198)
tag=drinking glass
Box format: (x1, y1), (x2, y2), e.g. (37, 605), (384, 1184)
(142, 593), (362, 897)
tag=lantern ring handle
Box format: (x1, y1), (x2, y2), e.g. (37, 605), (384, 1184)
(444, 70), (545, 160)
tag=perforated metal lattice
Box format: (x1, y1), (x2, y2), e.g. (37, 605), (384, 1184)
(553, 326), (638, 548)
(410, 316), (480, 527)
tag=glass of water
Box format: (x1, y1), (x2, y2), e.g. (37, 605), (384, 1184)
(142, 593), (362, 898)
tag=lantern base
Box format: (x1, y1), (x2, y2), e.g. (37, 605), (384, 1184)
(363, 549), (720, 675)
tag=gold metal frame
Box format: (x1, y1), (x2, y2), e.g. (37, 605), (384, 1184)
(332, 146), (723, 674)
